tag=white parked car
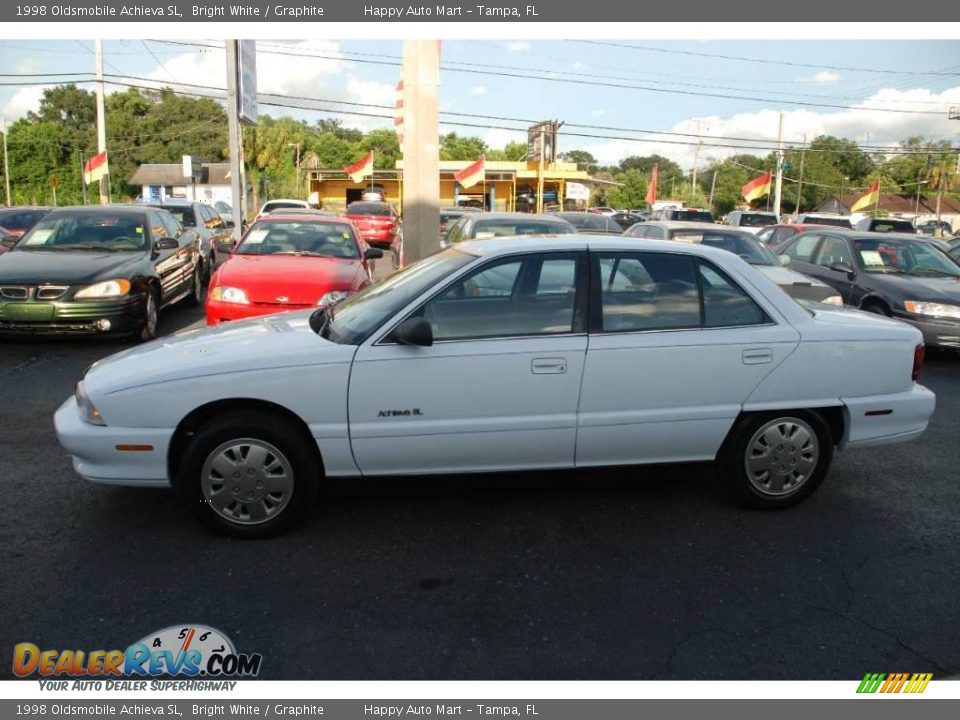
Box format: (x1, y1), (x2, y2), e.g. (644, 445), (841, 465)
(55, 236), (935, 537)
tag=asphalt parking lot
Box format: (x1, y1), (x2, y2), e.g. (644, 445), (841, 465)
(1, 296), (958, 681)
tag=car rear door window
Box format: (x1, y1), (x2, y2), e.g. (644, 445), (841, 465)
(814, 235), (852, 269)
(698, 262), (769, 327)
(784, 233), (821, 263)
(595, 252), (700, 332)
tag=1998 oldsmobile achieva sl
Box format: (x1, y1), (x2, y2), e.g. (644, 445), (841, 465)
(55, 236), (936, 536)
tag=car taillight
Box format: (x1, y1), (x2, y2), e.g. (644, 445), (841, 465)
(912, 344), (925, 382)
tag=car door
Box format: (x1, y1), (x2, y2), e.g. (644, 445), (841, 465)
(781, 232), (824, 276)
(348, 251), (589, 475)
(575, 251), (800, 467)
(810, 233), (857, 303)
(148, 211), (188, 303)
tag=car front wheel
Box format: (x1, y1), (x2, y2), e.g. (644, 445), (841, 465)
(178, 411), (319, 537)
(723, 411), (832, 509)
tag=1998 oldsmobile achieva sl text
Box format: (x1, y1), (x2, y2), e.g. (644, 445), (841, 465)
(55, 236), (935, 536)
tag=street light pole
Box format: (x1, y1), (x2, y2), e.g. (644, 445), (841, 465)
(287, 142), (302, 199)
(1, 116), (10, 206)
(772, 112), (784, 217)
(94, 40), (109, 205)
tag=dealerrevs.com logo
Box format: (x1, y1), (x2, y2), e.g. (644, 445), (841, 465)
(13, 625), (262, 684)
(857, 673), (933, 694)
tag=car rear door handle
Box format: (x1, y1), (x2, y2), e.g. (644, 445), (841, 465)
(742, 348), (773, 365)
(531, 357), (567, 374)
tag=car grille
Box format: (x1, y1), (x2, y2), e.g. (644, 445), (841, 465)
(0, 285), (69, 301)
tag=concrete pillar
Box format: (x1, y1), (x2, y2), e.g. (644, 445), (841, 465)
(401, 41), (441, 264)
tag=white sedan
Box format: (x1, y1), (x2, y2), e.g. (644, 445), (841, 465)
(55, 236), (936, 536)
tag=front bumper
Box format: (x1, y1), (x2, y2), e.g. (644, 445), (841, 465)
(894, 313), (960, 349)
(0, 296), (144, 336)
(54, 396), (172, 487)
(842, 384), (936, 448)
(205, 298), (309, 325)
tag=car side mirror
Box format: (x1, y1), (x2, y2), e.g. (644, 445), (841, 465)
(223, 219), (235, 228)
(1, 236), (17, 249)
(829, 261), (855, 276)
(392, 316), (433, 347)
(778, 255), (790, 266)
(364, 247), (384, 260)
(154, 238), (179, 252)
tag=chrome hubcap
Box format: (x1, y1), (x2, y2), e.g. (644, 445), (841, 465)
(201, 438), (294, 525)
(745, 418), (819, 496)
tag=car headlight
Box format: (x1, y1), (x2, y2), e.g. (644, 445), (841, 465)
(74, 279), (131, 299)
(75, 381), (105, 426)
(904, 301), (960, 320)
(317, 291), (353, 307)
(821, 295), (843, 306)
(209, 286), (250, 304)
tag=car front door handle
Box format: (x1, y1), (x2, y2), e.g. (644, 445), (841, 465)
(531, 357), (567, 374)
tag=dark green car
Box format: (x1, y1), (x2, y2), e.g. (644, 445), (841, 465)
(0, 205), (202, 341)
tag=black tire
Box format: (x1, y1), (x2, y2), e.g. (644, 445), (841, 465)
(861, 299), (891, 317)
(134, 286), (159, 343)
(177, 411), (320, 538)
(722, 410), (833, 510)
(185, 261), (203, 307)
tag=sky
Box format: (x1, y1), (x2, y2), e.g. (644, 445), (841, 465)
(1, 38), (958, 170)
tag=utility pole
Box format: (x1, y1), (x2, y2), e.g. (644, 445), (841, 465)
(225, 40), (245, 245)
(401, 40), (440, 265)
(772, 112), (784, 217)
(691, 119), (707, 194)
(707, 170), (718, 213)
(1, 116), (10, 206)
(78, 151), (88, 205)
(794, 134), (807, 216)
(94, 40), (109, 205)
(287, 142), (302, 198)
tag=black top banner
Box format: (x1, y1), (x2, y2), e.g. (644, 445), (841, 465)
(2, 0), (959, 22)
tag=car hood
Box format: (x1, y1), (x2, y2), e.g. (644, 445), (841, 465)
(214, 255), (362, 304)
(866, 272), (960, 303)
(84, 311), (357, 396)
(0, 249), (146, 285)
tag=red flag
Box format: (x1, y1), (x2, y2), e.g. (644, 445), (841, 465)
(83, 151), (108, 184)
(343, 151), (374, 184)
(741, 172), (772, 202)
(645, 163), (658, 206)
(454, 156), (485, 189)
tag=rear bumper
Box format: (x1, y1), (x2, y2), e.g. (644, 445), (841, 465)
(54, 396), (172, 487)
(841, 384), (936, 448)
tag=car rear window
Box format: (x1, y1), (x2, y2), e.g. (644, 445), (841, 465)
(738, 213), (777, 227)
(871, 220), (916, 233)
(802, 216), (852, 228)
(263, 201), (307, 212)
(471, 219), (576, 239)
(0, 210), (48, 228)
(151, 207), (195, 227)
(670, 210), (714, 223)
(347, 203), (392, 216)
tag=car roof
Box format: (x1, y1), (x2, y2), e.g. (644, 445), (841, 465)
(456, 234), (751, 262)
(475, 212), (571, 222)
(45, 204), (150, 215)
(0, 205), (53, 212)
(143, 199), (195, 208)
(807, 230), (926, 243)
(255, 213), (352, 225)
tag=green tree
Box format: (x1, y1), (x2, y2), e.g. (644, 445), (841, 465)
(605, 169), (648, 209)
(439, 132), (487, 160)
(559, 149), (598, 173)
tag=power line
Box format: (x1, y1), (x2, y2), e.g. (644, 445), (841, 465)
(571, 41), (960, 77)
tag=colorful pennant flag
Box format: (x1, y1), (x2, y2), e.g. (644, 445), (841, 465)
(850, 181), (880, 213)
(741, 172), (772, 202)
(645, 163), (658, 206)
(454, 156), (485, 189)
(83, 151), (109, 185)
(343, 151), (374, 184)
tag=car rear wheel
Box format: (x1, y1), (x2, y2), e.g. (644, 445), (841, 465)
(178, 411), (319, 537)
(723, 411), (832, 509)
(185, 262), (203, 307)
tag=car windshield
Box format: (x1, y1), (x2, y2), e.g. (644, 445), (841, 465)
(854, 238), (960, 277)
(262, 201), (306, 212)
(15, 212), (147, 252)
(554, 214), (607, 230)
(347, 203), (392, 216)
(236, 221), (360, 259)
(671, 230), (776, 265)
(0, 210), (47, 228)
(152, 206), (195, 227)
(739, 213), (778, 227)
(322, 249), (475, 344)
(803, 216), (852, 228)
(470, 219), (575, 239)
(870, 220), (916, 233)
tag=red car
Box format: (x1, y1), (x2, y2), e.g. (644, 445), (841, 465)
(205, 214), (382, 325)
(756, 223), (836, 250)
(342, 201), (401, 250)
(0, 206), (53, 241)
